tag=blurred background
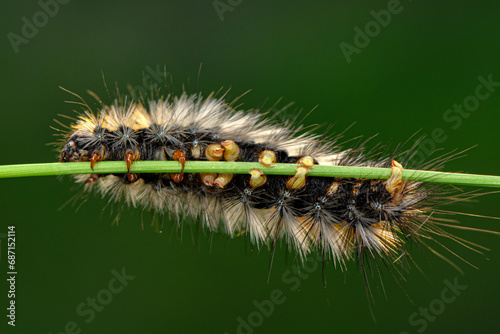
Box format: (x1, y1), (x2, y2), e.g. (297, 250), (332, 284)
(1, 1), (499, 333)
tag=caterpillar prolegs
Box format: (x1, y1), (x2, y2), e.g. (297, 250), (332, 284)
(56, 87), (494, 277)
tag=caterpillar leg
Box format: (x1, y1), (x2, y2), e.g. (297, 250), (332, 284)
(286, 166), (310, 189)
(126, 149), (140, 171)
(90, 152), (101, 170)
(172, 150), (186, 169)
(85, 174), (100, 184)
(286, 155), (314, 189)
(171, 150), (186, 183)
(249, 168), (267, 188)
(200, 173), (216, 186)
(259, 150), (276, 167)
(385, 160), (405, 197)
(221, 140), (240, 161)
(127, 173), (139, 182)
(298, 155), (315, 168)
(214, 173), (233, 188)
(170, 173), (184, 183)
(205, 144), (224, 161)
(125, 149), (141, 183)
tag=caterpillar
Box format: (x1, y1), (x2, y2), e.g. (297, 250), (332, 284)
(54, 83), (497, 288)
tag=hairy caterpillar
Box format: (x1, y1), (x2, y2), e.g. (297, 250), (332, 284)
(54, 83), (497, 288)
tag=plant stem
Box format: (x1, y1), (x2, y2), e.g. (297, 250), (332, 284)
(0, 161), (499, 188)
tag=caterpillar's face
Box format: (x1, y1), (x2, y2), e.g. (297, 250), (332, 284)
(60, 133), (91, 163)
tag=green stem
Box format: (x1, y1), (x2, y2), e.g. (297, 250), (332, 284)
(0, 161), (499, 188)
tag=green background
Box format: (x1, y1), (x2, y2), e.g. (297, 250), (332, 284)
(1, 1), (499, 333)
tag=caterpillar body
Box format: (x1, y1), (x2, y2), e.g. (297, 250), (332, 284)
(56, 88), (492, 279)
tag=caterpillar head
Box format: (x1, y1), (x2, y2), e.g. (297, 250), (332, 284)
(60, 132), (91, 163)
